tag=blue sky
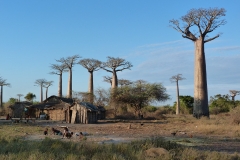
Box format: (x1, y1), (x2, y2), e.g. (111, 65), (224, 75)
(0, 0), (240, 105)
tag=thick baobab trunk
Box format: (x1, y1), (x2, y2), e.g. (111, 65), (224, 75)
(193, 38), (209, 118)
(40, 86), (43, 102)
(58, 74), (62, 97)
(89, 71), (94, 103)
(67, 69), (72, 98)
(46, 88), (48, 99)
(111, 70), (118, 88)
(176, 81), (180, 115)
(0, 86), (3, 108)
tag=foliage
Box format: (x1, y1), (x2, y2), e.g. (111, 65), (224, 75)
(143, 106), (158, 112)
(113, 81), (169, 117)
(209, 94), (237, 114)
(8, 97), (17, 104)
(24, 92), (36, 102)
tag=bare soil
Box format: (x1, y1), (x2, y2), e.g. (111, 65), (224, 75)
(21, 117), (240, 155)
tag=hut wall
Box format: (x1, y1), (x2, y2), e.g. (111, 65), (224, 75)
(47, 109), (65, 121)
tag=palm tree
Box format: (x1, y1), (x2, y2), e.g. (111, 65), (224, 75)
(78, 58), (102, 103)
(24, 92), (36, 103)
(0, 77), (11, 108)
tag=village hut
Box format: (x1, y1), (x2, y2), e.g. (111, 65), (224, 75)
(9, 101), (33, 118)
(29, 95), (74, 122)
(70, 102), (98, 124)
(97, 106), (106, 120)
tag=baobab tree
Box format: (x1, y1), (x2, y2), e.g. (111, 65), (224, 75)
(0, 77), (11, 108)
(103, 76), (112, 86)
(229, 90), (240, 101)
(170, 74), (185, 115)
(101, 56), (133, 89)
(35, 79), (47, 102)
(43, 81), (54, 99)
(49, 64), (67, 97)
(170, 8), (226, 118)
(57, 55), (80, 98)
(16, 94), (24, 102)
(78, 58), (102, 103)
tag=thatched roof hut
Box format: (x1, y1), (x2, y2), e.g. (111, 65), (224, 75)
(9, 101), (32, 118)
(29, 95), (74, 121)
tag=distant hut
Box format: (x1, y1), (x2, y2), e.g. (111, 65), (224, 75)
(70, 102), (98, 124)
(97, 106), (106, 120)
(9, 101), (32, 118)
(30, 95), (74, 122)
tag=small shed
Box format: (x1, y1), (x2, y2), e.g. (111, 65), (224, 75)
(9, 101), (33, 118)
(70, 102), (98, 124)
(97, 106), (106, 120)
(29, 95), (74, 122)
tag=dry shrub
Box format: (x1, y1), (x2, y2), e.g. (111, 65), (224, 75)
(115, 112), (135, 120)
(230, 106), (240, 125)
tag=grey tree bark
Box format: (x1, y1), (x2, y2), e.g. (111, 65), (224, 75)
(0, 77), (11, 108)
(57, 55), (80, 98)
(170, 8), (226, 118)
(78, 58), (101, 104)
(170, 74), (185, 115)
(50, 64), (67, 97)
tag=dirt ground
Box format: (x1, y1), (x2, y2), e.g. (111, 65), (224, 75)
(20, 117), (240, 155)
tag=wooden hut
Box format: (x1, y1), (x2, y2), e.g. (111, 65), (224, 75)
(70, 102), (98, 124)
(97, 106), (106, 120)
(9, 101), (32, 118)
(29, 95), (74, 122)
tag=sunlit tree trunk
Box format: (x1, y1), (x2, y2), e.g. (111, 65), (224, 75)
(59, 74), (62, 97)
(193, 38), (209, 118)
(67, 69), (72, 98)
(176, 81), (180, 114)
(111, 69), (118, 88)
(89, 71), (94, 103)
(40, 85), (43, 102)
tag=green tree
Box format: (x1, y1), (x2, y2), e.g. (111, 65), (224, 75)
(113, 80), (169, 118)
(170, 8), (226, 118)
(209, 94), (234, 114)
(8, 97), (17, 104)
(24, 92), (36, 102)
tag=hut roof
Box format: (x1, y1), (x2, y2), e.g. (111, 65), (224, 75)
(9, 101), (32, 109)
(30, 95), (74, 110)
(79, 102), (99, 111)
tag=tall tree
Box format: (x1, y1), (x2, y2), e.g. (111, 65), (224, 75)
(16, 94), (23, 102)
(170, 74), (185, 115)
(101, 57), (133, 89)
(24, 92), (36, 102)
(170, 8), (226, 118)
(43, 81), (54, 99)
(0, 77), (11, 108)
(35, 79), (47, 102)
(103, 76), (112, 86)
(50, 64), (67, 97)
(57, 55), (80, 98)
(229, 90), (240, 101)
(78, 58), (102, 103)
